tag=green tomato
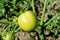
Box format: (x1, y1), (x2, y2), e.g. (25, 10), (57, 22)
(13, 17), (17, 22)
(12, 16), (17, 22)
(18, 11), (37, 31)
(2, 33), (14, 40)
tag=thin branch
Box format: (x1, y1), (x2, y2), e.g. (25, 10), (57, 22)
(44, 14), (60, 26)
(31, 0), (36, 14)
(40, 0), (48, 25)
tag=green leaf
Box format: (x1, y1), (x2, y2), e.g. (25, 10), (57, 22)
(48, 0), (55, 4)
(0, 13), (3, 17)
(0, 4), (3, 8)
(40, 34), (44, 40)
(35, 26), (42, 34)
(0, 4), (3, 13)
(0, 0), (2, 3)
(2, 0), (8, 3)
(46, 25), (53, 30)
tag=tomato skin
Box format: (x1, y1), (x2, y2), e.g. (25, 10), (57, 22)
(18, 11), (37, 31)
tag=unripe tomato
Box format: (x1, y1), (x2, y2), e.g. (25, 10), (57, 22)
(12, 17), (17, 22)
(18, 11), (37, 31)
(2, 33), (14, 40)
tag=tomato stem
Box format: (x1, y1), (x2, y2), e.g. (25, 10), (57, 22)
(31, 0), (36, 14)
(14, 27), (21, 33)
(40, 0), (48, 25)
(44, 13), (60, 26)
(11, 24), (17, 34)
(0, 21), (13, 24)
(9, 23), (17, 40)
(1, 23), (15, 36)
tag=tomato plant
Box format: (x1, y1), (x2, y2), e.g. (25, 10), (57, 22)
(0, 0), (60, 40)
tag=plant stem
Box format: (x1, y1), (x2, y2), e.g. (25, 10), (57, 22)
(12, 24), (17, 33)
(14, 27), (20, 33)
(0, 21), (13, 24)
(31, 0), (36, 14)
(40, 0), (48, 25)
(10, 24), (17, 40)
(44, 14), (60, 26)
(2, 24), (11, 35)
(2, 23), (15, 35)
